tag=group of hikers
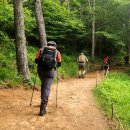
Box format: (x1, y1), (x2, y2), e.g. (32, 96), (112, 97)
(77, 53), (111, 78)
(34, 41), (129, 116)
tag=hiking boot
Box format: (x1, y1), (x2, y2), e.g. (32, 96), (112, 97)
(39, 107), (46, 116)
(39, 104), (47, 116)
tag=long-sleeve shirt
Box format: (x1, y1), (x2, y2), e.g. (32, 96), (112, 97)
(77, 54), (88, 63)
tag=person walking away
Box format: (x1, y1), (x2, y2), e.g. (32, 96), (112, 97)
(35, 41), (61, 116)
(103, 56), (110, 77)
(124, 55), (129, 66)
(77, 53), (88, 78)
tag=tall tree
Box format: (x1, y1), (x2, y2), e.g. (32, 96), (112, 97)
(34, 0), (47, 48)
(13, 0), (30, 81)
(88, 0), (96, 60)
(123, 4), (130, 57)
(91, 0), (96, 60)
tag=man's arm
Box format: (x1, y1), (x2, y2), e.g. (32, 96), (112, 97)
(85, 56), (88, 62)
(57, 51), (61, 67)
(35, 49), (42, 64)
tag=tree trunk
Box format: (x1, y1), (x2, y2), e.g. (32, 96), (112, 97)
(99, 38), (102, 56)
(66, 0), (70, 14)
(128, 43), (130, 58)
(91, 0), (96, 61)
(127, 10), (130, 58)
(79, 2), (83, 21)
(13, 0), (30, 81)
(34, 0), (47, 48)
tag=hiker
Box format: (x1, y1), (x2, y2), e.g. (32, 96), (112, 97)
(35, 41), (61, 116)
(103, 55), (110, 76)
(124, 54), (129, 66)
(77, 53), (88, 78)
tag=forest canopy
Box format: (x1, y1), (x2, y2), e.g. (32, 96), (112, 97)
(0, 0), (130, 56)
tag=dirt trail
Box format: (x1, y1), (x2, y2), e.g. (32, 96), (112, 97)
(0, 72), (109, 130)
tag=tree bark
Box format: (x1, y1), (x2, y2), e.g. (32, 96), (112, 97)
(34, 0), (47, 48)
(79, 2), (83, 21)
(14, 0), (30, 81)
(66, 0), (70, 14)
(127, 10), (130, 58)
(88, 0), (96, 61)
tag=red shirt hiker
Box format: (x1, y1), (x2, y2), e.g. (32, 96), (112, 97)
(35, 41), (61, 116)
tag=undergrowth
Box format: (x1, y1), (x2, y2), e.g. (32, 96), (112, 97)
(93, 72), (130, 129)
(0, 43), (79, 88)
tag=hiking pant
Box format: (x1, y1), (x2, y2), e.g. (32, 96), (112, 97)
(104, 64), (109, 71)
(125, 60), (129, 65)
(78, 62), (86, 77)
(37, 67), (55, 107)
(104, 64), (109, 77)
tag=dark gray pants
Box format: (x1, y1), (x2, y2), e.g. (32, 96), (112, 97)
(38, 67), (55, 106)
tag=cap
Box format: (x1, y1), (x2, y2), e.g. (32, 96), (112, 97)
(80, 53), (84, 55)
(47, 41), (57, 47)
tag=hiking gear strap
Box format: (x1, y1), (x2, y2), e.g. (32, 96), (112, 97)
(55, 49), (58, 67)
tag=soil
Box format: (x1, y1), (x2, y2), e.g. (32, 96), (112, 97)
(0, 71), (116, 130)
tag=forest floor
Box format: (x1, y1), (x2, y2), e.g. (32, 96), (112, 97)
(0, 67), (129, 130)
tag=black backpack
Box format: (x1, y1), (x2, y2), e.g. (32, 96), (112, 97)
(39, 47), (58, 71)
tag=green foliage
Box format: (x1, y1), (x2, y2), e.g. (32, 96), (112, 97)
(0, 31), (15, 51)
(96, 31), (125, 47)
(0, 0), (130, 56)
(24, 7), (36, 37)
(0, 32), (20, 87)
(59, 54), (78, 78)
(28, 46), (78, 79)
(0, 0), (130, 87)
(0, 67), (20, 81)
(94, 72), (130, 128)
(0, 2), (36, 40)
(42, 0), (84, 41)
(0, 0), (8, 4)
(0, 3), (13, 31)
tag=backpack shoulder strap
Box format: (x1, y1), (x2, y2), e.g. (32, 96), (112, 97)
(39, 48), (44, 57)
(55, 49), (58, 60)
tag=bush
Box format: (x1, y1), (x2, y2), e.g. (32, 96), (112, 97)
(59, 54), (78, 78)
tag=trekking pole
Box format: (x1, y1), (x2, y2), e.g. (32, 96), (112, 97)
(30, 70), (37, 107)
(56, 68), (59, 108)
(77, 63), (79, 78)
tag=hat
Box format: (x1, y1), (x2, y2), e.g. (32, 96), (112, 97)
(47, 41), (57, 47)
(80, 53), (84, 55)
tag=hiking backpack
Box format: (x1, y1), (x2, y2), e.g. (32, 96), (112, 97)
(79, 55), (86, 62)
(39, 47), (58, 71)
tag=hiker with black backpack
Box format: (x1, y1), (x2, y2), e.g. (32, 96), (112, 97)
(35, 41), (61, 116)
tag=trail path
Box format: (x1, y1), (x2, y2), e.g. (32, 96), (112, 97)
(0, 72), (110, 130)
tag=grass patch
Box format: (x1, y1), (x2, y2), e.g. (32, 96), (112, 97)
(58, 54), (78, 78)
(93, 72), (130, 129)
(0, 67), (22, 88)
